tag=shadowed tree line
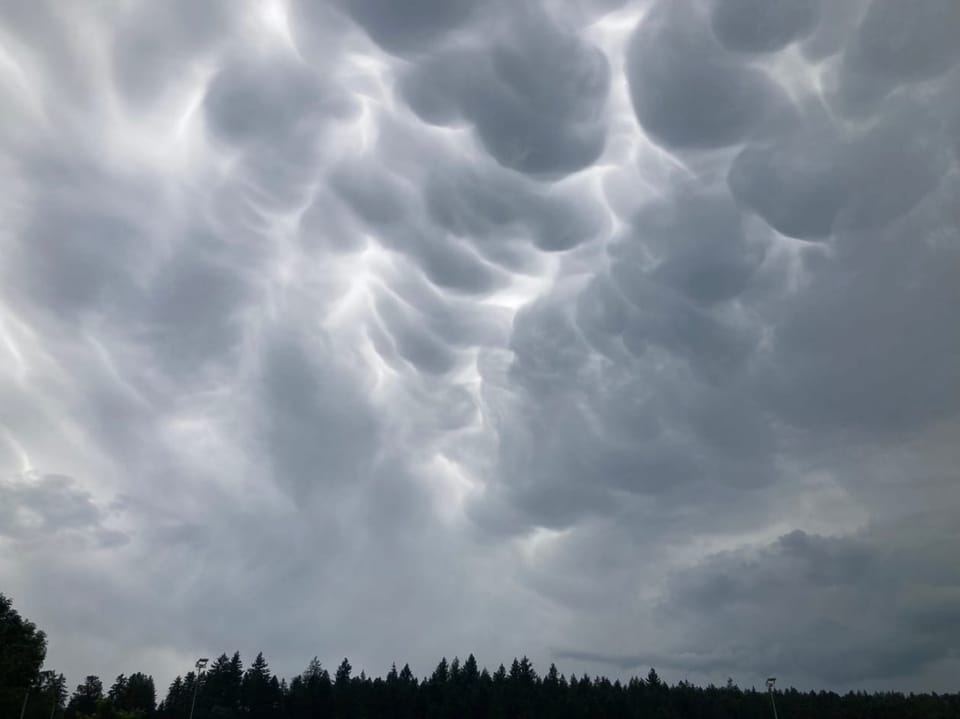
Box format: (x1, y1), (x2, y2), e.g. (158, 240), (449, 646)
(4, 594), (959, 719)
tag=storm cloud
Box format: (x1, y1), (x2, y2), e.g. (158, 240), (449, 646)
(1, 0), (959, 694)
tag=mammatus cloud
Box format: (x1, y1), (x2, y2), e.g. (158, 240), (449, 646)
(1, 0), (959, 694)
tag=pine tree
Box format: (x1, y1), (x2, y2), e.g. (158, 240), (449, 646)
(66, 676), (103, 719)
(334, 659), (354, 719)
(287, 657), (331, 719)
(101, 671), (155, 716)
(108, 675), (128, 706)
(334, 658), (352, 687)
(37, 671), (68, 719)
(462, 655), (479, 684)
(124, 673), (156, 716)
(241, 653), (279, 719)
(204, 652), (242, 718)
(430, 657), (449, 685)
(158, 676), (183, 719)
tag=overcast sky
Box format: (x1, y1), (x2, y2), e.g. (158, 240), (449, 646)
(2, 0), (959, 695)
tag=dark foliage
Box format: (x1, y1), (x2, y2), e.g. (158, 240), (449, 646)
(0, 593), (49, 718)
(5, 593), (960, 718)
(152, 651), (960, 719)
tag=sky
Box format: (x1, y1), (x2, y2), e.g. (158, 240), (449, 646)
(1, 0), (959, 696)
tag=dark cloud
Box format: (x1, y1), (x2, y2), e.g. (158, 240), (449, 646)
(204, 54), (339, 149)
(727, 115), (847, 239)
(2, 0), (960, 696)
(400, 6), (610, 176)
(624, 185), (766, 305)
(257, 329), (382, 496)
(709, 0), (820, 54)
(139, 244), (256, 377)
(203, 49), (354, 211)
(729, 101), (952, 239)
(834, 0), (960, 111)
(0, 473), (127, 548)
(754, 176), (960, 433)
(333, 0), (479, 56)
(653, 518), (960, 683)
(626, 0), (789, 150)
(422, 161), (609, 255)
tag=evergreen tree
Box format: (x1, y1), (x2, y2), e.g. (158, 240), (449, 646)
(287, 656), (331, 719)
(392, 664), (417, 719)
(431, 657), (449, 685)
(462, 655), (479, 683)
(0, 594), (48, 718)
(333, 659), (355, 719)
(5, 600), (960, 719)
(241, 653), (280, 719)
(157, 676), (185, 719)
(38, 670), (69, 719)
(333, 658), (351, 687)
(204, 652), (243, 718)
(159, 672), (200, 719)
(116, 673), (155, 716)
(108, 676), (128, 705)
(66, 676), (103, 719)
(18, 670), (68, 719)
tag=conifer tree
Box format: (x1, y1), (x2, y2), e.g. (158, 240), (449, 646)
(66, 676), (103, 719)
(242, 653), (280, 719)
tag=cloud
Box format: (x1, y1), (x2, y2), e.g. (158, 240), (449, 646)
(1, 0), (959, 695)
(626, 0), (789, 149)
(333, 0), (480, 56)
(0, 473), (127, 548)
(110, 0), (237, 106)
(621, 184), (766, 306)
(400, 5), (611, 176)
(654, 517), (960, 683)
(833, 0), (960, 111)
(709, 0), (820, 54)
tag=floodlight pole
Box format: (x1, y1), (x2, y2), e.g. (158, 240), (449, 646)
(766, 677), (779, 719)
(19, 673), (38, 719)
(188, 658), (209, 719)
(48, 674), (61, 719)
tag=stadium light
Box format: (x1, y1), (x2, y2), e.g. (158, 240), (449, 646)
(766, 677), (779, 719)
(188, 658), (210, 719)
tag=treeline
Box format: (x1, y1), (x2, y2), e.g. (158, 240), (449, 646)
(4, 594), (960, 719)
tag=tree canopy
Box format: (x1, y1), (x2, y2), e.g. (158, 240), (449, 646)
(0, 593), (48, 717)
(4, 593), (960, 718)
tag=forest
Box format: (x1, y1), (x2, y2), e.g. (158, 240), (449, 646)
(4, 593), (959, 719)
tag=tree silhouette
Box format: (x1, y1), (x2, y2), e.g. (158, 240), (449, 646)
(241, 653), (280, 719)
(66, 676), (103, 719)
(0, 593), (48, 718)
(4, 593), (960, 719)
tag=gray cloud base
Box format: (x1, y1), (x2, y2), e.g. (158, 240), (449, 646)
(1, 0), (959, 694)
